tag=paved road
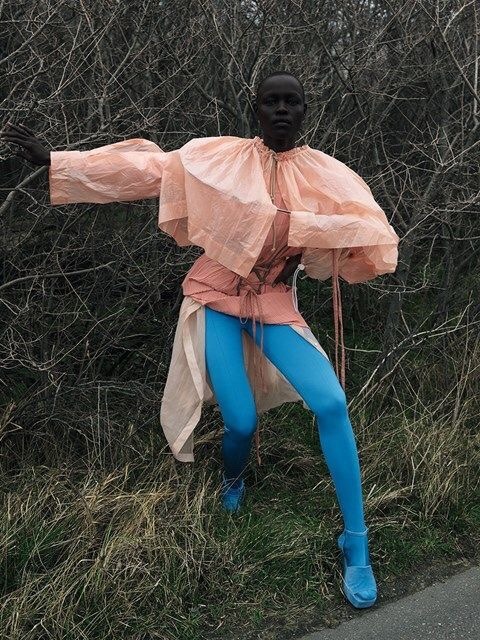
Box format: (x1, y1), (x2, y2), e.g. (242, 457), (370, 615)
(299, 565), (479, 640)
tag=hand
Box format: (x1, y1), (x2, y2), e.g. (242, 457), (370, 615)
(272, 254), (303, 285)
(0, 121), (51, 166)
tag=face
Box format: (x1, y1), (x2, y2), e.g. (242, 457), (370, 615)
(254, 75), (307, 141)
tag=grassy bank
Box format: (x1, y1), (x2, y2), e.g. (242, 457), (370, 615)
(1, 322), (478, 639)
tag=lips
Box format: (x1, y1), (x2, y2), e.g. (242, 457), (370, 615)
(273, 120), (291, 126)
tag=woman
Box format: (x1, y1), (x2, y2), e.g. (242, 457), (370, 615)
(1, 71), (399, 609)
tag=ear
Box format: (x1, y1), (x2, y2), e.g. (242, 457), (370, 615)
(303, 102), (308, 117)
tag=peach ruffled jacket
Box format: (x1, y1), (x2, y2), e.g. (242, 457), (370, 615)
(49, 135), (399, 464)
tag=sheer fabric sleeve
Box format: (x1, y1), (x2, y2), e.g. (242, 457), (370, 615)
(49, 138), (167, 205)
(290, 208), (399, 285)
(284, 149), (400, 285)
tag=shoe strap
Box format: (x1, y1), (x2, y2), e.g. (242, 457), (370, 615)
(342, 528), (370, 566)
(344, 527), (368, 536)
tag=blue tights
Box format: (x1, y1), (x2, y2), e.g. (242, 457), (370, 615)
(205, 307), (368, 547)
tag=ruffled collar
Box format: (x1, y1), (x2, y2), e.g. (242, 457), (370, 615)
(252, 135), (308, 161)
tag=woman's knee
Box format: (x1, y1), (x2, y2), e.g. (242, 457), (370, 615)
(310, 386), (348, 421)
(223, 402), (258, 440)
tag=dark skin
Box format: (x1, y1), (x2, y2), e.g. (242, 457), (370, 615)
(0, 74), (307, 284)
(253, 74), (307, 153)
(0, 121), (50, 165)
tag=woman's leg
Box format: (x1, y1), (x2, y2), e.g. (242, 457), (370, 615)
(244, 321), (369, 565)
(205, 307), (258, 488)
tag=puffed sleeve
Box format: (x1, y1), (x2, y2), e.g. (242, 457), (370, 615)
(49, 138), (168, 205)
(288, 196), (399, 284)
(284, 147), (400, 285)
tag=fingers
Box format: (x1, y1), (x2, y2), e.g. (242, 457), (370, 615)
(1, 126), (28, 140)
(1, 124), (31, 141)
(6, 122), (35, 136)
(15, 122), (35, 135)
(1, 134), (30, 147)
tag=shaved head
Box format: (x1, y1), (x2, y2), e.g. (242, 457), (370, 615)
(255, 71), (305, 103)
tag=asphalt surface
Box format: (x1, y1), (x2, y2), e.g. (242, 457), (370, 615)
(298, 565), (480, 640)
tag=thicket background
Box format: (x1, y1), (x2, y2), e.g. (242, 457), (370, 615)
(1, 1), (479, 639)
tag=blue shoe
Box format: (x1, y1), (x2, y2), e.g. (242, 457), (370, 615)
(221, 473), (245, 514)
(337, 527), (377, 608)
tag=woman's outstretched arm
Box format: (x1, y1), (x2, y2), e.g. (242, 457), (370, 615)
(1, 122), (166, 205)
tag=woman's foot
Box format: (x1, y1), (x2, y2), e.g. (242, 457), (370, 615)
(337, 527), (377, 608)
(221, 473), (245, 514)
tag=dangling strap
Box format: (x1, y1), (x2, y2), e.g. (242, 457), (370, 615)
(240, 288), (265, 467)
(252, 307), (264, 468)
(332, 249), (346, 390)
(291, 262), (306, 312)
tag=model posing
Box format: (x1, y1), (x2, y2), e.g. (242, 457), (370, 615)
(1, 71), (399, 609)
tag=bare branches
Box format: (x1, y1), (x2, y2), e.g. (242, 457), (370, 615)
(0, 0), (478, 460)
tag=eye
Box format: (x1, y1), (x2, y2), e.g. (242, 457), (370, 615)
(288, 97), (300, 105)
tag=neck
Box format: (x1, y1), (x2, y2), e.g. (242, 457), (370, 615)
(260, 133), (297, 153)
